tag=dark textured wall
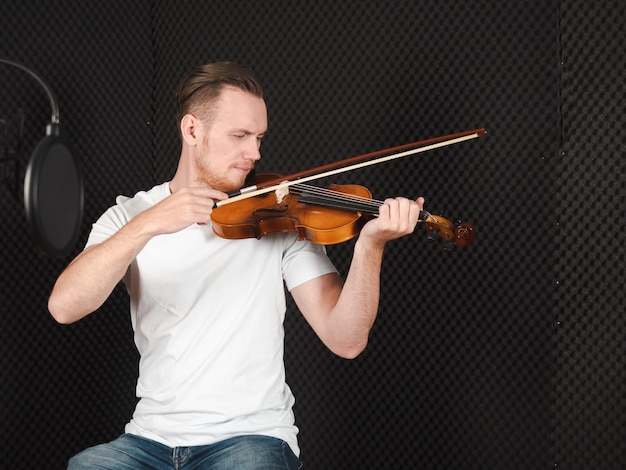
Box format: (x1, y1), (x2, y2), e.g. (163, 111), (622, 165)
(0, 1), (153, 468)
(555, 1), (626, 467)
(0, 1), (624, 469)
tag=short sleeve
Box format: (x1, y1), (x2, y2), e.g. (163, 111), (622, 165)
(281, 238), (338, 291)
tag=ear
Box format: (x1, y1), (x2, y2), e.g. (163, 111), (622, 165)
(180, 114), (201, 145)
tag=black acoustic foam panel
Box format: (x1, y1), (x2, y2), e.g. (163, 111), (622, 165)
(554, 1), (626, 468)
(0, 1), (624, 469)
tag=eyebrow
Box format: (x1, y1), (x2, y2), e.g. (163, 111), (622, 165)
(230, 128), (267, 136)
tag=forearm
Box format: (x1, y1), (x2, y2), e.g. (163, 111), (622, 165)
(326, 238), (386, 358)
(321, 196), (422, 357)
(48, 217), (153, 324)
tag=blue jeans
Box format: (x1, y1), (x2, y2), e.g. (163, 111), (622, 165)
(67, 434), (303, 469)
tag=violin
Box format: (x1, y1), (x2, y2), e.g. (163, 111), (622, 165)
(210, 128), (486, 247)
(211, 173), (476, 247)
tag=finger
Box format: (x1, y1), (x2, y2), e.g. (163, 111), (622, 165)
(188, 187), (229, 201)
(377, 199), (389, 220)
(409, 198), (422, 223)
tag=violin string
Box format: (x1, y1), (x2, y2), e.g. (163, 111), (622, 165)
(290, 183), (385, 213)
(291, 183), (383, 204)
(289, 184), (382, 205)
(288, 183), (446, 229)
(295, 185), (383, 208)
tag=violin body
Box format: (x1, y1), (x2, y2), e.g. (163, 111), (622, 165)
(211, 174), (374, 245)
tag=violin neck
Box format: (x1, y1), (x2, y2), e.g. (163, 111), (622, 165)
(296, 186), (429, 221)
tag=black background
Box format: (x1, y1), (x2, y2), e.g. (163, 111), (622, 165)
(1, 1), (624, 469)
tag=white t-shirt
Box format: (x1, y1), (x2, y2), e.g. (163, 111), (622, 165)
(86, 182), (338, 455)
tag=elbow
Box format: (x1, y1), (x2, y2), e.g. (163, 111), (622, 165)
(47, 292), (80, 324)
(333, 338), (369, 360)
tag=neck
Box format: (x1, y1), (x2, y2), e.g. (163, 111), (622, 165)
(169, 150), (195, 193)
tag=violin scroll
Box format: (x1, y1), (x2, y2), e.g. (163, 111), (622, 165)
(421, 213), (476, 248)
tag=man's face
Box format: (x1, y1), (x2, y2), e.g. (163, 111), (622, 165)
(194, 86), (267, 192)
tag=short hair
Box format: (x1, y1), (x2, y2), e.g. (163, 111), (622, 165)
(175, 61), (264, 133)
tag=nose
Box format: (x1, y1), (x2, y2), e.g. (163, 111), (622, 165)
(245, 139), (262, 161)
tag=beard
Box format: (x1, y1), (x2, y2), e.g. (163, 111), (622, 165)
(194, 151), (252, 193)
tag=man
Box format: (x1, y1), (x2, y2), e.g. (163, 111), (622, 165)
(48, 61), (423, 469)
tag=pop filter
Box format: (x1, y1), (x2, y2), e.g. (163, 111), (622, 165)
(24, 123), (83, 257)
(1, 58), (83, 258)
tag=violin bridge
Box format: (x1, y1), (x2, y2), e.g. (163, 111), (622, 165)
(274, 182), (290, 203)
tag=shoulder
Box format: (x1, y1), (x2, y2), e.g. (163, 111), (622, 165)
(86, 182), (170, 246)
(114, 182), (171, 219)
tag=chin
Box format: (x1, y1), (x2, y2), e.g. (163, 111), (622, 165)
(233, 173), (252, 190)
(218, 179), (246, 193)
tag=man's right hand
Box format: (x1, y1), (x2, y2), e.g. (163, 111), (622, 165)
(136, 186), (228, 236)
